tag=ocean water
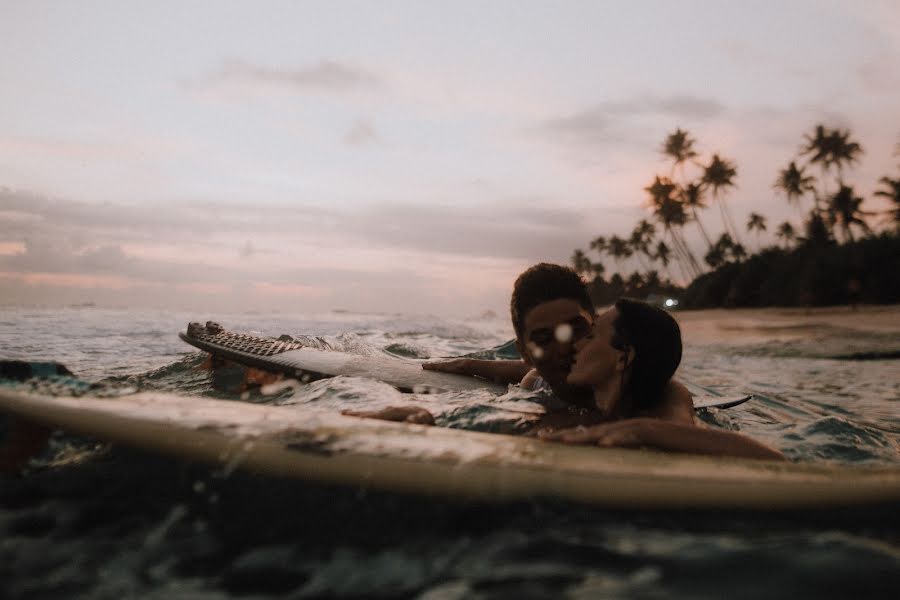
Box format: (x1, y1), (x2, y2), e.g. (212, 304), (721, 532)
(1, 306), (899, 598)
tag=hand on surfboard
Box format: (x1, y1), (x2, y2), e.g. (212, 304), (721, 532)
(342, 406), (436, 426)
(539, 418), (787, 461)
(538, 420), (645, 448)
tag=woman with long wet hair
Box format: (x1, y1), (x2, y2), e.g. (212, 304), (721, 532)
(540, 299), (785, 460)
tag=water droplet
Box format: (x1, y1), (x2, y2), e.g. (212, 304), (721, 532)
(555, 323), (573, 343)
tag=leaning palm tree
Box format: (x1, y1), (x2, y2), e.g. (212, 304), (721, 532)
(775, 222), (796, 248)
(874, 175), (900, 227)
(679, 181), (713, 248)
(644, 176), (700, 280)
(774, 161), (816, 212)
(653, 240), (673, 279)
(628, 219), (657, 271)
(746, 212), (767, 250)
(702, 153), (741, 243)
(827, 184), (871, 242)
(662, 128), (699, 177)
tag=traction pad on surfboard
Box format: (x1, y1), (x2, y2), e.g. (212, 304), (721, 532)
(181, 322), (338, 384)
(185, 322), (307, 357)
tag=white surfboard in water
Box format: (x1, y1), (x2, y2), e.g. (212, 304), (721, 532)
(0, 388), (897, 509)
(179, 322), (752, 409)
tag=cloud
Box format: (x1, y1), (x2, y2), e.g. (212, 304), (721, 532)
(344, 119), (381, 146)
(196, 59), (382, 93)
(349, 200), (614, 262)
(539, 94), (725, 148)
(239, 240), (256, 259)
(0, 186), (635, 313)
(859, 52), (900, 93)
(0, 188), (610, 263)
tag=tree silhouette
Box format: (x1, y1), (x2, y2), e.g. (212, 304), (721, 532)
(571, 249), (593, 276)
(874, 176), (900, 227)
(644, 176), (700, 279)
(653, 241), (673, 279)
(662, 128), (699, 176)
(746, 212), (767, 250)
(679, 181), (713, 248)
(589, 235), (608, 255)
(702, 154), (741, 243)
(801, 125), (863, 179)
(827, 184), (871, 242)
(800, 124), (864, 214)
(606, 235), (633, 273)
(628, 219), (656, 271)
(774, 161), (815, 210)
(775, 221), (796, 248)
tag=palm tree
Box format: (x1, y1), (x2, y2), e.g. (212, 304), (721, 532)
(662, 128), (699, 176)
(643, 270), (662, 291)
(746, 212), (767, 250)
(589, 235), (608, 255)
(702, 153), (741, 243)
(705, 233), (735, 269)
(661, 196), (703, 278)
(626, 272), (645, 295)
(802, 212), (832, 246)
(607, 235), (633, 273)
(800, 124), (864, 210)
(774, 161), (815, 210)
(571, 249), (593, 277)
(628, 219), (656, 271)
(645, 176), (700, 280)
(679, 181), (713, 248)
(704, 244), (725, 269)
(874, 175), (900, 227)
(827, 184), (871, 242)
(653, 241), (673, 279)
(775, 222), (796, 248)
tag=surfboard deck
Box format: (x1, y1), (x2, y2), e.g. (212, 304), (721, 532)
(1, 387), (897, 509)
(180, 322), (752, 409)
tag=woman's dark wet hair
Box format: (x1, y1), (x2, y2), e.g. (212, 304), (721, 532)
(610, 298), (682, 415)
(510, 263), (595, 339)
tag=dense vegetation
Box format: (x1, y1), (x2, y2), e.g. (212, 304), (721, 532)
(682, 232), (900, 308)
(571, 124), (900, 309)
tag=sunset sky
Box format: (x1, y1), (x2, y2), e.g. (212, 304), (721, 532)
(1, 0), (898, 316)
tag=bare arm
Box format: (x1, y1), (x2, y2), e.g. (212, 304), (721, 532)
(342, 406), (435, 425)
(540, 418), (786, 461)
(423, 358), (530, 385)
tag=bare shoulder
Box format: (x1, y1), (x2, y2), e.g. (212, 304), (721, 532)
(652, 379), (695, 424)
(519, 368), (541, 390)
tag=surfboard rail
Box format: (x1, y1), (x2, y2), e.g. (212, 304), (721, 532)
(2, 388), (898, 509)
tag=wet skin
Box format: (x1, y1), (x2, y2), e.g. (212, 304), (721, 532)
(567, 308), (626, 387)
(516, 299), (593, 391)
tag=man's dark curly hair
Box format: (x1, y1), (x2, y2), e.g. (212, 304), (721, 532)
(510, 263), (594, 339)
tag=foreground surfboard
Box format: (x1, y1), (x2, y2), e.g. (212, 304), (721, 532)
(2, 388), (897, 509)
(180, 322), (752, 409)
